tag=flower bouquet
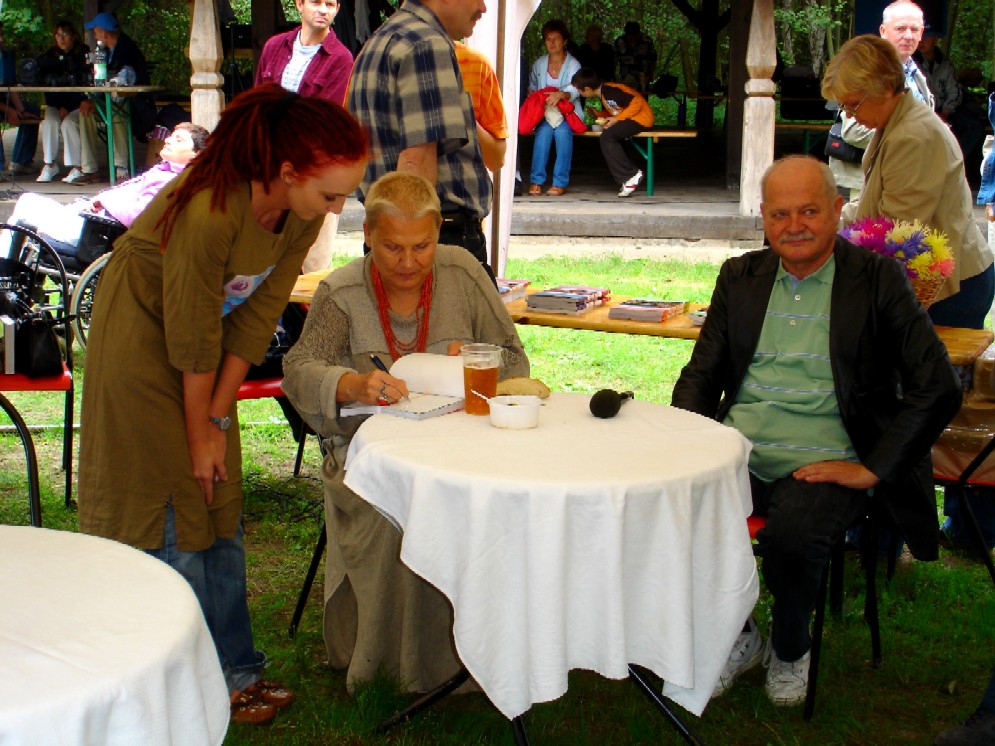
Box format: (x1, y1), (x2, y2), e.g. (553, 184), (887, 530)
(839, 216), (955, 308)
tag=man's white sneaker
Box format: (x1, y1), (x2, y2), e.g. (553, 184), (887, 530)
(763, 644), (810, 706)
(618, 169), (643, 198)
(36, 164), (60, 183)
(62, 168), (86, 184)
(712, 618), (764, 697)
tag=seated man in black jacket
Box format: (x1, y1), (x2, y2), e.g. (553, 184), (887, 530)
(71, 12), (150, 184)
(672, 155), (962, 707)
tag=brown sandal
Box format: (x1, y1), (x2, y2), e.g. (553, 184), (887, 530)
(230, 689), (276, 725)
(528, 183), (542, 196)
(244, 679), (295, 709)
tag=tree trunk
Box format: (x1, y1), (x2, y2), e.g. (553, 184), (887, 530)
(807, 0), (826, 75)
(780, 0), (794, 64)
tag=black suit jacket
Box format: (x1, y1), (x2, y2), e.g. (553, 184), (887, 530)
(672, 238), (962, 559)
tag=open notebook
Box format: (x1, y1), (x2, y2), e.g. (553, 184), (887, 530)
(340, 353), (465, 420)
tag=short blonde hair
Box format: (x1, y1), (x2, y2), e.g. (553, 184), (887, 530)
(364, 171), (442, 233)
(822, 35), (906, 103)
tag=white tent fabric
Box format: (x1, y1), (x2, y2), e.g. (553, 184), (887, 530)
(467, 0), (542, 278)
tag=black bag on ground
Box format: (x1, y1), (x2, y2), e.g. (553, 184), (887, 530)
(824, 112), (865, 164)
(14, 312), (62, 378)
(0, 259), (64, 378)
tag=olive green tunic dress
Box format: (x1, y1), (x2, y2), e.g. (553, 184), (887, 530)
(78, 174), (320, 551)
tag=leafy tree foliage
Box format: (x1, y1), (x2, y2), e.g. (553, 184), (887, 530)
(7, 0), (991, 99)
(2, 0), (190, 93)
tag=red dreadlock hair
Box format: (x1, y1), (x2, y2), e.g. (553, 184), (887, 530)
(156, 84), (369, 250)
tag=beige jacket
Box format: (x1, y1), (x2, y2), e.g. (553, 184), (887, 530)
(845, 92), (992, 303)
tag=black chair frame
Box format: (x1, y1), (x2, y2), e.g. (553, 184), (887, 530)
(0, 224), (75, 520)
(935, 438), (995, 589)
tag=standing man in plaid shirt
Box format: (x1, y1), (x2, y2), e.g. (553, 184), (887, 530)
(347, 0), (493, 273)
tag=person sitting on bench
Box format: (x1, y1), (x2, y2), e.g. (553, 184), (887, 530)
(572, 67), (654, 198)
(9, 122), (208, 251)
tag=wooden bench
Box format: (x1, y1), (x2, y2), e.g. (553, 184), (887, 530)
(774, 120), (832, 154)
(576, 128), (698, 196)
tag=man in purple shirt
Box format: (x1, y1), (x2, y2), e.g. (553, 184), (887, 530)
(9, 123), (207, 250)
(255, 0), (354, 273)
(255, 0), (353, 105)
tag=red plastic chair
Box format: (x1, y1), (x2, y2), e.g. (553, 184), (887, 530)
(0, 224), (75, 524)
(236, 377), (311, 477)
(747, 512), (880, 720)
(934, 439), (995, 589)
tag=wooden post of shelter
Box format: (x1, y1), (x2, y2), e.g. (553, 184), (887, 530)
(188, 0), (225, 130)
(725, 0), (749, 189)
(739, 0), (775, 217)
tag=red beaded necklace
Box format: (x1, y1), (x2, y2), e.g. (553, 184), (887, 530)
(371, 264), (433, 361)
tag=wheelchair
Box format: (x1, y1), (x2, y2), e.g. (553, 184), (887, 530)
(29, 212), (126, 349)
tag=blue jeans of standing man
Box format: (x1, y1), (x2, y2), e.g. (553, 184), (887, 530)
(530, 119), (574, 189)
(930, 264), (995, 552)
(927, 264), (995, 330)
(146, 505), (265, 694)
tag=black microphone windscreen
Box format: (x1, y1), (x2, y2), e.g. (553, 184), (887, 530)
(590, 388), (622, 418)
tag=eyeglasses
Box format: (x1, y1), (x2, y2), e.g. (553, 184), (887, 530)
(54, 31), (72, 38)
(840, 95), (868, 115)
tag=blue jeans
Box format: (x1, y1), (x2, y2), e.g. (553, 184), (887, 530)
(942, 485), (995, 550)
(928, 264), (995, 330)
(0, 102), (40, 168)
(146, 505), (265, 693)
(530, 119), (573, 188)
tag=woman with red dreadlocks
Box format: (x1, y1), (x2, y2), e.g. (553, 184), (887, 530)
(77, 84), (368, 726)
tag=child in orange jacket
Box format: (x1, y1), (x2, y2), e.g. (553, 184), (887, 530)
(572, 68), (654, 197)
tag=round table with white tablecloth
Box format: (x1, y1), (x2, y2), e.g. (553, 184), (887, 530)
(0, 526), (230, 746)
(343, 391), (760, 719)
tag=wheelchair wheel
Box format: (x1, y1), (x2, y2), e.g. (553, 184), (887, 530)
(0, 393), (42, 526)
(70, 252), (111, 350)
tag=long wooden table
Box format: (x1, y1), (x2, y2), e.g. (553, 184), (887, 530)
(291, 271), (992, 367)
(2, 85), (163, 183)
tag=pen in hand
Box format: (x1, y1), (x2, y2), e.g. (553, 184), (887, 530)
(370, 354), (410, 402)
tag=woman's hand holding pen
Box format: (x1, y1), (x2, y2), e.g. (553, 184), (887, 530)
(367, 372), (408, 405)
(336, 357), (410, 406)
(368, 354), (409, 405)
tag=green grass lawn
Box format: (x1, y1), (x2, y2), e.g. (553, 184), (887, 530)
(2, 253), (993, 745)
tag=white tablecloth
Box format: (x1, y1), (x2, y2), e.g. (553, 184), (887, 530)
(344, 392), (759, 719)
(0, 527), (230, 746)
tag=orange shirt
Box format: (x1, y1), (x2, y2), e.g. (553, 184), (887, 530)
(600, 82), (655, 128)
(454, 42), (509, 140)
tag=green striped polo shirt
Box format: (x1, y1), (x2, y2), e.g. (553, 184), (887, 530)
(723, 258), (858, 483)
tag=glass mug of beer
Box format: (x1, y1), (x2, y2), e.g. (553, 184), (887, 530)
(461, 343), (502, 415)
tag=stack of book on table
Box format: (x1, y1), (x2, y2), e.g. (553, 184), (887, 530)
(496, 278), (531, 304)
(608, 299), (688, 322)
(526, 285), (611, 315)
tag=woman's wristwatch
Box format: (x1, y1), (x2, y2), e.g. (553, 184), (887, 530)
(209, 416), (231, 431)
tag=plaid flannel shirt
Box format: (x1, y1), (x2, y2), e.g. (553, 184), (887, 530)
(348, 0), (492, 219)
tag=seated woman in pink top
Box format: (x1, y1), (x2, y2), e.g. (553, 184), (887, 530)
(8, 122), (208, 250)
